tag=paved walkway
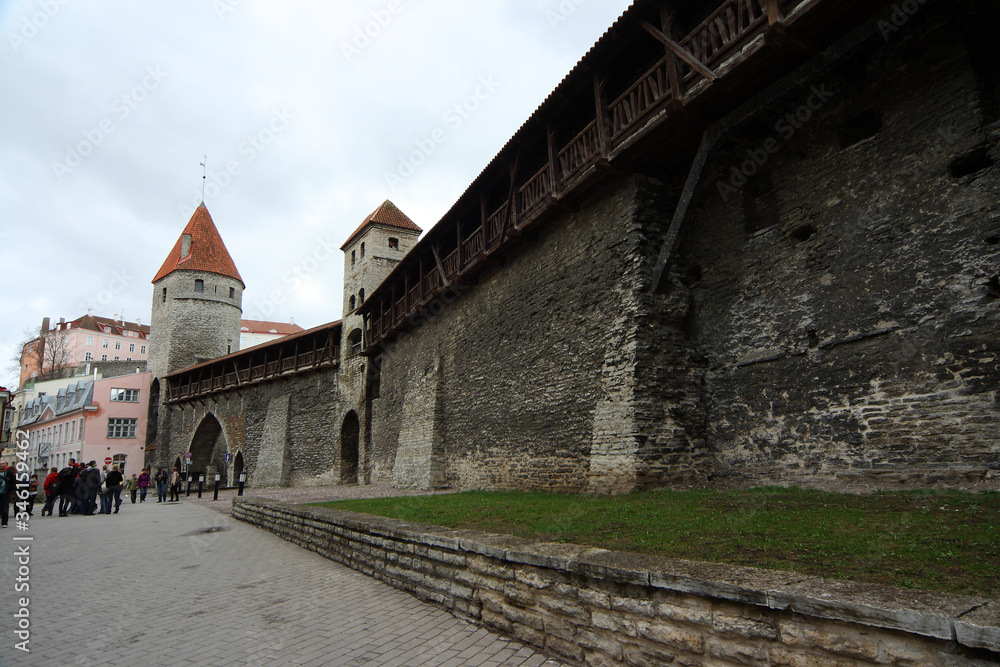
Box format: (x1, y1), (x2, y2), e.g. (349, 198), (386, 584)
(0, 496), (565, 667)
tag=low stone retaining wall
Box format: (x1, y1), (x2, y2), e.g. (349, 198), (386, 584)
(233, 498), (1000, 666)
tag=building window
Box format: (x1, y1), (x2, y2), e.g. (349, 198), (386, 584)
(79, 418), (84, 440)
(102, 355), (108, 361)
(351, 250), (356, 267)
(107, 418), (137, 439)
(86, 336), (94, 346)
(140, 345), (146, 354)
(229, 287), (235, 299)
(195, 279), (204, 293)
(115, 341), (121, 350)
(112, 453), (127, 476)
(129, 343), (135, 352)
(360, 242), (365, 259)
(110, 388), (140, 402)
(103, 339), (109, 348)
(114, 356), (120, 361)
(71, 420), (76, 442)
(349, 296), (356, 311)
(359, 288), (365, 303)
(388, 237), (399, 249)
(85, 352), (92, 361)
(162, 287), (167, 302)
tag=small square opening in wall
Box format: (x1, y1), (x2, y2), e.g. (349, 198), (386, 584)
(194, 279), (204, 293)
(229, 287), (235, 299)
(388, 237), (399, 250)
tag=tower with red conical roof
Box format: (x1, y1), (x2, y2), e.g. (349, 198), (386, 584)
(149, 203), (245, 383)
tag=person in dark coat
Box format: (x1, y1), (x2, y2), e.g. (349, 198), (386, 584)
(58, 459), (80, 517)
(105, 465), (124, 514)
(81, 461), (101, 515)
(0, 462), (14, 527)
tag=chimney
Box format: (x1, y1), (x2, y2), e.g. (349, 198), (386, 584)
(87, 308), (93, 317)
(113, 313), (119, 322)
(58, 317), (65, 325)
(181, 233), (192, 258)
(136, 317), (141, 326)
(289, 317), (295, 326)
(40, 317), (50, 334)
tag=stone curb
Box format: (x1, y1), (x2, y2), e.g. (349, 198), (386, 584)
(233, 497), (1000, 653)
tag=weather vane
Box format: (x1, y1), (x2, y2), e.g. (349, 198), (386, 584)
(200, 155), (207, 201)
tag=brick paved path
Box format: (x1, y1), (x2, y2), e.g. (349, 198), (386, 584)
(0, 497), (565, 667)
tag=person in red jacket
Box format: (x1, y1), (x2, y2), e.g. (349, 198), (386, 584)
(41, 467), (60, 517)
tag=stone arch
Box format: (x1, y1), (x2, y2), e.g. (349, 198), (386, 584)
(189, 413), (230, 485)
(341, 411), (360, 484)
(233, 451), (245, 484)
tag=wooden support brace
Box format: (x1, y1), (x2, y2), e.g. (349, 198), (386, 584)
(640, 21), (716, 82)
(431, 243), (451, 287)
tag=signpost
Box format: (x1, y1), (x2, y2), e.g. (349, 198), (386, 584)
(104, 457), (113, 465)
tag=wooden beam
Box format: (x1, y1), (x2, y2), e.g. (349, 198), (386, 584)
(765, 0), (784, 25)
(640, 21), (716, 82)
(592, 73), (610, 156)
(659, 7), (683, 103)
(431, 243), (451, 287)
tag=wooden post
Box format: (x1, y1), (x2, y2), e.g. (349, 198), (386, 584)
(660, 7), (683, 103)
(593, 73), (610, 155)
(547, 124), (561, 194)
(765, 0), (784, 25)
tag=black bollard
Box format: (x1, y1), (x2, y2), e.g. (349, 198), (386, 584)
(197, 476), (204, 499)
(186, 479), (192, 497)
(238, 473), (246, 496)
(213, 477), (220, 501)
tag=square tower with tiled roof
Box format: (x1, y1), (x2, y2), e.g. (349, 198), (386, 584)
(340, 200), (421, 354)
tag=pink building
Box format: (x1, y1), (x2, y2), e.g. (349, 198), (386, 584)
(19, 372), (151, 477)
(20, 313), (150, 387)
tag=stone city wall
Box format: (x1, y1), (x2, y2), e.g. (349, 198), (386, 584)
(233, 498), (1000, 666)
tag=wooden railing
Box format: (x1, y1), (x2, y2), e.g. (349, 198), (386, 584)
(610, 55), (676, 139)
(680, 0), (772, 75)
(519, 165), (553, 216)
(166, 334), (340, 402)
(364, 0), (807, 348)
(487, 202), (509, 244)
(558, 120), (601, 181)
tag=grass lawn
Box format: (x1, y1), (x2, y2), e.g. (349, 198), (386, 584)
(312, 487), (1000, 598)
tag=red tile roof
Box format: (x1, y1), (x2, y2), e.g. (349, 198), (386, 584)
(240, 320), (305, 335)
(152, 204), (244, 286)
(68, 314), (150, 337)
(340, 200), (422, 250)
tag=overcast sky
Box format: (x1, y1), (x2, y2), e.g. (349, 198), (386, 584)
(0, 0), (634, 388)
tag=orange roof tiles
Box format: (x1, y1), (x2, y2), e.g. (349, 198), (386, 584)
(340, 200), (422, 250)
(152, 204), (244, 286)
(240, 319), (305, 335)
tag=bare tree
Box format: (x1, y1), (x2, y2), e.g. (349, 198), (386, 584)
(12, 325), (72, 386)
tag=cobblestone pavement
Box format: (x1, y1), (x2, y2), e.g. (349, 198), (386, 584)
(183, 483), (448, 514)
(0, 496), (565, 667)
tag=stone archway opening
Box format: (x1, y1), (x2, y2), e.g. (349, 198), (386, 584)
(234, 451), (244, 485)
(190, 414), (228, 486)
(341, 411), (360, 484)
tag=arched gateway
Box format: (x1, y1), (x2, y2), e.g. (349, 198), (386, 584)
(189, 414), (229, 485)
(341, 411), (360, 484)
